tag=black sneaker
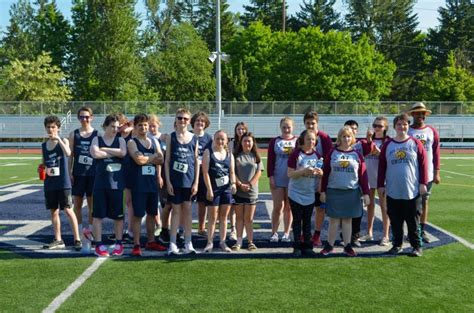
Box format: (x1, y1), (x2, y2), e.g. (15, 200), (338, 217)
(177, 232), (185, 245)
(292, 248), (302, 257)
(302, 248), (317, 257)
(351, 239), (362, 248)
(320, 243), (334, 256)
(43, 240), (65, 250)
(74, 240), (82, 251)
(344, 244), (357, 257)
(386, 246), (402, 255)
(158, 228), (170, 244)
(122, 232), (133, 244)
(410, 247), (423, 257)
(421, 232), (431, 243)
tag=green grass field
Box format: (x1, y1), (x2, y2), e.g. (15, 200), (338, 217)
(1, 152), (473, 311)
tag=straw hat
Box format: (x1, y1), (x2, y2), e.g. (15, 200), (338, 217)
(407, 102), (432, 115)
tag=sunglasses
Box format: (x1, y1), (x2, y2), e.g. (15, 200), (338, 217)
(176, 116), (189, 121)
(372, 124), (384, 128)
(79, 116), (91, 120)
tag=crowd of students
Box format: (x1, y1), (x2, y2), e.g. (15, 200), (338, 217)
(40, 102), (439, 257)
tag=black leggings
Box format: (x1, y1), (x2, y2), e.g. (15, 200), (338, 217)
(387, 196), (422, 249)
(289, 198), (314, 249)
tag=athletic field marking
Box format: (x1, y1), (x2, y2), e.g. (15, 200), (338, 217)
(442, 183), (474, 188)
(42, 258), (107, 313)
(440, 169), (474, 178)
(0, 220), (51, 249)
(456, 164), (474, 167)
(441, 157), (474, 160)
(0, 178), (39, 189)
(9, 176), (18, 179)
(0, 187), (38, 202)
(0, 156), (41, 160)
(0, 163), (29, 167)
(427, 222), (474, 250)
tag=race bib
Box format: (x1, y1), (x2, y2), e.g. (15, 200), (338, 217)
(78, 155), (93, 166)
(46, 167), (60, 177)
(215, 175), (229, 187)
(106, 163), (122, 172)
(173, 161), (188, 174)
(142, 165), (156, 176)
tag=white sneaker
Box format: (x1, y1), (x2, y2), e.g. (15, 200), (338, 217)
(229, 229), (237, 241)
(220, 241), (231, 252)
(281, 233), (291, 242)
(379, 237), (391, 246)
(183, 242), (197, 255)
(243, 228), (247, 239)
(359, 234), (373, 242)
(269, 233), (279, 242)
(203, 242), (213, 253)
(167, 242), (179, 256)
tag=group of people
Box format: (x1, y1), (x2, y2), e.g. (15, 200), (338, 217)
(40, 101), (439, 258)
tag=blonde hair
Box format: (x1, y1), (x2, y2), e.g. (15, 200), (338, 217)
(336, 126), (356, 146)
(176, 108), (191, 117)
(279, 117), (294, 127)
(148, 114), (161, 127)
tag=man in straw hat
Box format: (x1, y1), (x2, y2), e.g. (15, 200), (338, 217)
(407, 102), (440, 244)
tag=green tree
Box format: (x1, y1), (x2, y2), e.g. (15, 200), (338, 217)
(0, 52), (71, 101)
(70, 0), (145, 100)
(290, 0), (343, 32)
(145, 23), (215, 101)
(241, 0), (287, 32)
(194, 0), (237, 50)
(419, 51), (474, 101)
(427, 0), (474, 71)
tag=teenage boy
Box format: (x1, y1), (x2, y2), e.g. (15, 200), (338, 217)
(68, 107), (97, 242)
(407, 102), (440, 243)
(128, 114), (167, 256)
(41, 115), (81, 250)
(303, 112), (333, 247)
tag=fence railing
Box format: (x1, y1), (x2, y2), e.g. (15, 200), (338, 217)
(0, 101), (473, 116)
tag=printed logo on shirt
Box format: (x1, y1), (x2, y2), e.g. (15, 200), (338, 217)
(333, 155), (355, 173)
(391, 148), (410, 165)
(277, 140), (294, 155)
(414, 134), (427, 147)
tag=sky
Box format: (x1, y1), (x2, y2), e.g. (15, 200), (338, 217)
(0, 0), (445, 34)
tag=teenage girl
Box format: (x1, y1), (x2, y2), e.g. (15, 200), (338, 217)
(232, 132), (264, 251)
(268, 117), (297, 243)
(202, 130), (236, 252)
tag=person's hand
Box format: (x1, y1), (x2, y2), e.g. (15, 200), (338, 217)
(319, 192), (326, 203)
(366, 128), (373, 143)
(206, 190), (213, 202)
(314, 168), (323, 177)
(231, 184), (237, 195)
(241, 183), (251, 192)
(191, 184), (198, 196)
(159, 177), (164, 189)
(48, 133), (59, 141)
(419, 184), (427, 196)
(269, 176), (276, 190)
(434, 171), (441, 184)
(378, 187), (385, 198)
(167, 184), (175, 196)
(363, 194), (370, 206)
(303, 167), (315, 177)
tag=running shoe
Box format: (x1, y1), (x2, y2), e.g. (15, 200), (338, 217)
(145, 241), (167, 251)
(43, 240), (65, 250)
(247, 242), (257, 251)
(312, 232), (322, 247)
(386, 246), (402, 255)
(131, 244), (142, 257)
(410, 247), (423, 257)
(74, 240), (82, 252)
(112, 243), (124, 256)
(269, 233), (279, 242)
(220, 241), (231, 252)
(229, 229), (237, 241)
(320, 243), (333, 256)
(231, 243), (241, 251)
(95, 244), (110, 257)
(359, 234), (373, 242)
(158, 228), (170, 244)
(167, 242), (180, 256)
(351, 239), (362, 248)
(344, 244), (357, 257)
(292, 249), (302, 257)
(379, 237), (391, 246)
(302, 248), (317, 257)
(197, 230), (208, 237)
(122, 231), (133, 244)
(82, 227), (94, 242)
(183, 242), (197, 255)
(203, 242), (213, 253)
(281, 233), (291, 242)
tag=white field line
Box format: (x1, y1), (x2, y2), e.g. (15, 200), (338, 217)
(42, 258), (107, 313)
(440, 169), (474, 178)
(427, 222), (474, 250)
(0, 157), (41, 160)
(0, 178), (39, 189)
(441, 157), (474, 160)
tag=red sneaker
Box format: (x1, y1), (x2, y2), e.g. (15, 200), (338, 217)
(111, 243), (124, 256)
(145, 241), (167, 251)
(131, 245), (142, 256)
(344, 244), (357, 257)
(94, 245), (109, 257)
(312, 232), (322, 247)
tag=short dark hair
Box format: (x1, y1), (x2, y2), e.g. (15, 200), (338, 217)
(133, 113), (148, 125)
(44, 115), (61, 128)
(191, 111), (210, 129)
(102, 114), (120, 129)
(303, 111), (319, 123)
(344, 120), (359, 127)
(393, 113), (411, 127)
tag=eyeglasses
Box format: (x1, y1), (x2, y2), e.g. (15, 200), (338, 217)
(176, 116), (189, 121)
(372, 124), (384, 128)
(79, 116), (91, 120)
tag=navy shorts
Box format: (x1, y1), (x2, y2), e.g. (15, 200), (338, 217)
(45, 189), (72, 210)
(194, 174), (208, 203)
(206, 190), (233, 206)
(233, 195), (257, 205)
(72, 175), (95, 197)
(314, 192), (322, 207)
(92, 189), (124, 220)
(169, 187), (192, 205)
(132, 191), (159, 217)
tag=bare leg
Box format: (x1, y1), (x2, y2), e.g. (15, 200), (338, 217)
(162, 203), (171, 228)
(282, 193), (292, 236)
(244, 204), (257, 243)
(315, 207), (325, 232)
(341, 218), (352, 246)
(114, 219), (123, 241)
(181, 201), (193, 243)
(207, 206), (218, 244)
(327, 217), (339, 246)
(271, 187), (285, 234)
(73, 195), (84, 225)
(132, 216), (142, 245)
(64, 208), (80, 241)
(198, 202), (207, 233)
(378, 190), (390, 239)
(51, 209), (61, 241)
(235, 204), (244, 244)
(86, 196), (93, 225)
(366, 189), (376, 236)
(92, 218), (102, 243)
(169, 204), (181, 244)
(146, 215), (155, 242)
(219, 204), (231, 242)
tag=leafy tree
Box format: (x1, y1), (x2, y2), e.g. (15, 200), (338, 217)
(419, 51), (474, 102)
(427, 0), (474, 71)
(290, 0), (343, 32)
(145, 23), (215, 101)
(223, 60), (248, 101)
(70, 0), (145, 100)
(241, 0), (287, 32)
(0, 52), (71, 101)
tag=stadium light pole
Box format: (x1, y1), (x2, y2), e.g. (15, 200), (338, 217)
(216, 0), (222, 130)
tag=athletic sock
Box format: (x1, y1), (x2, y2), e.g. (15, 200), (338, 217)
(420, 223), (425, 232)
(237, 238), (243, 246)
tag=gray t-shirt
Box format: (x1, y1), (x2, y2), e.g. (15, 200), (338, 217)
(235, 152), (264, 200)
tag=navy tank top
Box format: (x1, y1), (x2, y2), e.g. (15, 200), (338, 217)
(72, 129), (98, 176)
(130, 138), (158, 193)
(169, 132), (197, 188)
(42, 141), (71, 191)
(197, 133), (213, 164)
(208, 147), (231, 193)
(93, 136), (124, 190)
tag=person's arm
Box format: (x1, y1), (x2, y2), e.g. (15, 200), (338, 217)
(165, 134), (174, 196)
(90, 137), (108, 159)
(230, 154), (237, 194)
(50, 134), (71, 157)
(68, 131), (75, 180)
(191, 137), (200, 196)
(201, 149), (213, 201)
(357, 152), (370, 206)
(377, 141), (389, 197)
(248, 161), (263, 186)
(359, 139), (374, 157)
(266, 137), (276, 178)
(416, 139), (428, 195)
(127, 140), (146, 165)
(100, 142), (126, 158)
(320, 131), (334, 158)
(431, 126), (441, 184)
